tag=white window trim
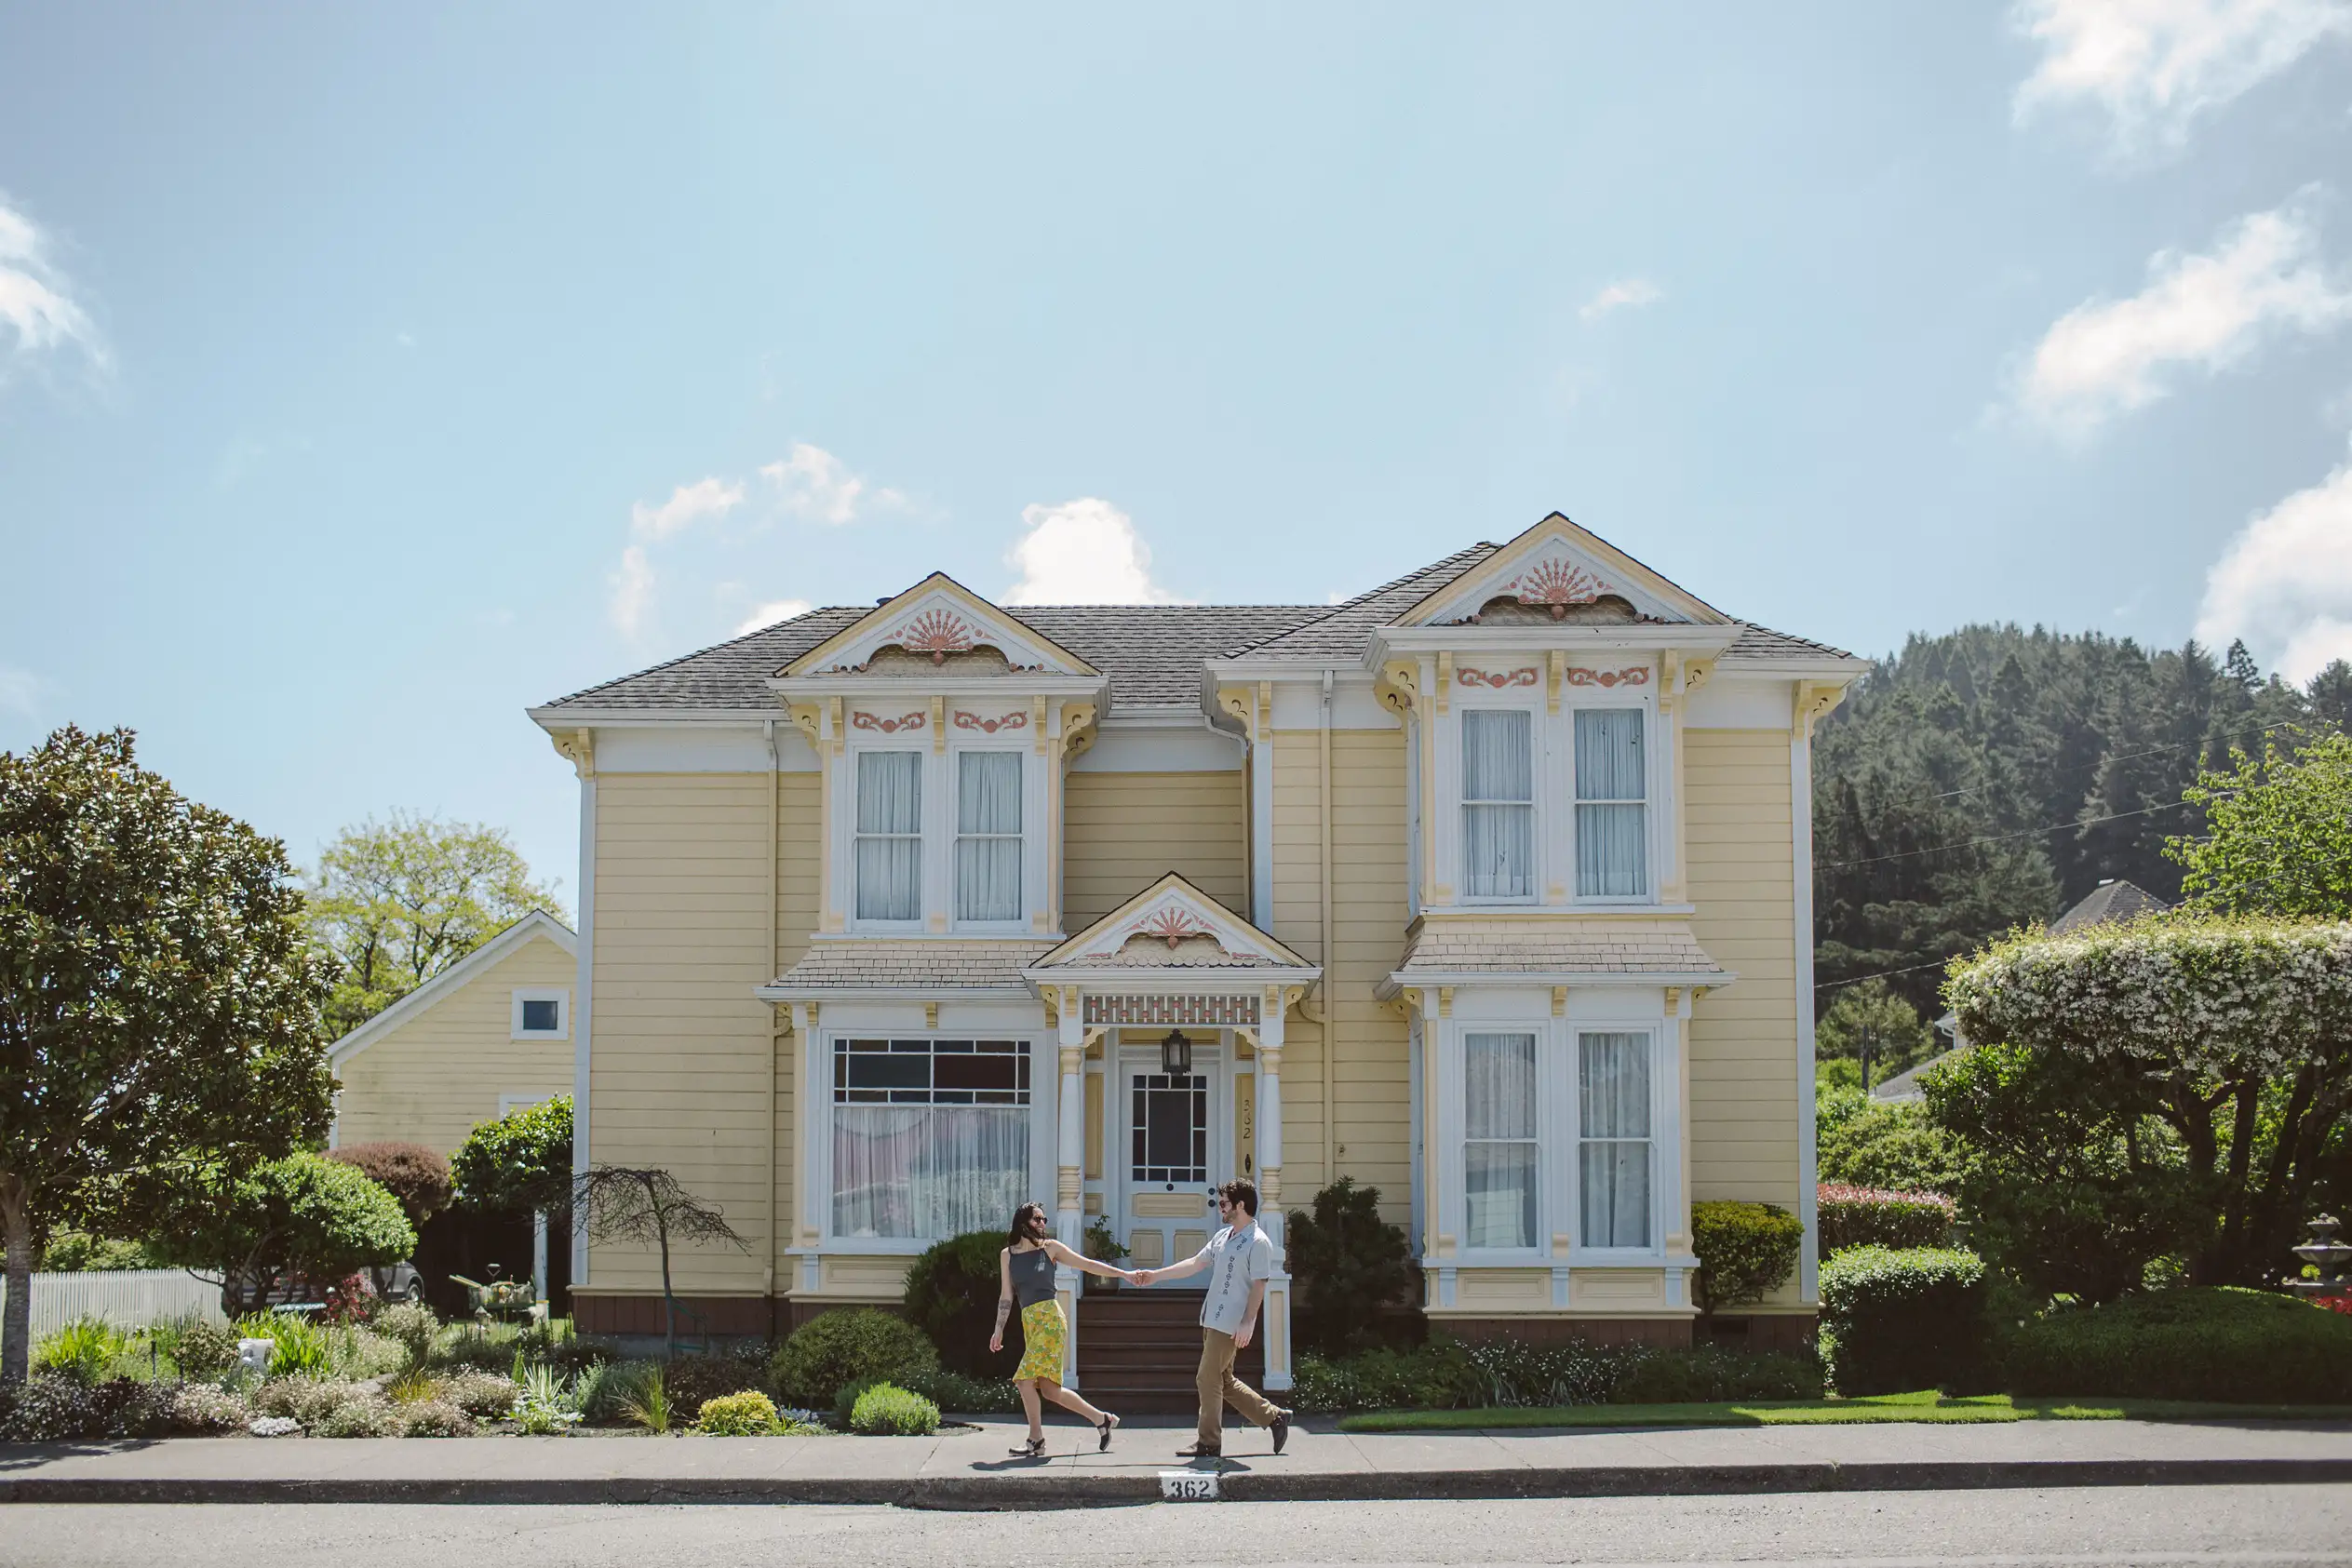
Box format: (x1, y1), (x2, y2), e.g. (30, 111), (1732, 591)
(1440, 678), (1661, 911)
(510, 987), (570, 1041)
(848, 745), (926, 931)
(1457, 1026), (1544, 1258)
(1569, 1022), (1665, 1264)
(837, 729), (1043, 935)
(951, 746), (1030, 933)
(1458, 705), (1539, 905)
(810, 1028), (1055, 1254)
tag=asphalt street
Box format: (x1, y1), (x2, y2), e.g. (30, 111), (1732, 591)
(5, 1485), (2350, 1568)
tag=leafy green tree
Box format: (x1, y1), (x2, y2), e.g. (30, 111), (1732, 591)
(2169, 728), (2352, 919)
(1942, 918), (2352, 1293)
(1815, 980), (1935, 1090)
(306, 811), (564, 1037)
(1, 726), (336, 1387)
(1815, 1088), (1968, 1196)
(450, 1096), (572, 1215)
(148, 1151), (415, 1315)
(325, 1141), (453, 1226)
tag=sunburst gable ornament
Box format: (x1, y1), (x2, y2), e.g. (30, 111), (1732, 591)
(1508, 556), (1611, 618)
(894, 607), (976, 663)
(1131, 905), (1211, 949)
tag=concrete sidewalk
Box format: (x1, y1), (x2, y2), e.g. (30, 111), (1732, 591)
(5, 1415), (2350, 1508)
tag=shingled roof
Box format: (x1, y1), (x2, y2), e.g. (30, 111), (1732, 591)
(535, 542), (1858, 717)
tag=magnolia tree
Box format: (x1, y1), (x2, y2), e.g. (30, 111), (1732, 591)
(1939, 918), (2352, 1294)
(1, 727), (335, 1386)
(150, 1151), (417, 1315)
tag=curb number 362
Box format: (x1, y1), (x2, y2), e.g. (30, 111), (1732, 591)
(1160, 1472), (1220, 1502)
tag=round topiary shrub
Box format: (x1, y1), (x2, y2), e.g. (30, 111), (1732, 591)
(903, 1230), (1022, 1378)
(1816, 1184), (1956, 1254)
(1819, 1244), (1990, 1396)
(849, 1381), (941, 1436)
(769, 1307), (939, 1408)
(2003, 1286), (2352, 1404)
(1690, 1201), (1804, 1312)
(696, 1390), (783, 1435)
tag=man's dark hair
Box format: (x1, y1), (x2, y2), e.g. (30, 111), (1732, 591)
(1219, 1179), (1258, 1217)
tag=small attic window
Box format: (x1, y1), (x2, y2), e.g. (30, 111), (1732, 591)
(512, 989), (570, 1040)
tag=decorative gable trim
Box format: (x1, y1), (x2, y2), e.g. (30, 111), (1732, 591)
(1027, 872), (1316, 974)
(779, 572), (1102, 680)
(1394, 514), (1732, 629)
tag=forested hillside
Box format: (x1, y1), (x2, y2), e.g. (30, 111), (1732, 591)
(1810, 626), (2352, 1018)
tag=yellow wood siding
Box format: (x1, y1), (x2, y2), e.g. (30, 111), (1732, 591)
(332, 935), (576, 1155)
(1267, 728), (1413, 1214)
(776, 772), (820, 1260)
(1684, 729), (1801, 1229)
(1061, 770), (1245, 932)
(587, 773), (779, 1294)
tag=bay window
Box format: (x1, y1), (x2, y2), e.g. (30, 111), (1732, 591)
(1573, 709), (1646, 898)
(1578, 1030), (1652, 1248)
(853, 751), (922, 921)
(831, 1038), (1030, 1240)
(955, 751), (1023, 922)
(1461, 709), (1534, 900)
(1462, 1030), (1538, 1250)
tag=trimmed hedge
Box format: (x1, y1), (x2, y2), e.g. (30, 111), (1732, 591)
(2004, 1287), (2352, 1404)
(1818, 1245), (1989, 1396)
(769, 1307), (938, 1408)
(1691, 1201), (1803, 1311)
(1289, 1335), (1821, 1413)
(1817, 1183), (1956, 1254)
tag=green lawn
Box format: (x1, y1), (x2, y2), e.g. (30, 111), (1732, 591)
(1335, 1390), (2352, 1432)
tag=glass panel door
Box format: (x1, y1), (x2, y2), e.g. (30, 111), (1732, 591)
(1119, 1047), (1223, 1285)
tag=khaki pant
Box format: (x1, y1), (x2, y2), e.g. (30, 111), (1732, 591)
(1195, 1327), (1281, 1452)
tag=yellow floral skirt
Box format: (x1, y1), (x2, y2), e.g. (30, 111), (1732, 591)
(1015, 1298), (1066, 1383)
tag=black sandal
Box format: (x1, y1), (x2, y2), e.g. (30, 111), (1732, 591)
(1011, 1436), (1046, 1458)
(1097, 1414), (1120, 1451)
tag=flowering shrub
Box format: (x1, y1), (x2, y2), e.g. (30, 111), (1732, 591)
(249, 1415), (302, 1438)
(1817, 1185), (1956, 1253)
(439, 1370), (519, 1419)
(316, 1396), (400, 1438)
(166, 1383), (251, 1434)
(399, 1400), (477, 1437)
(0, 1375), (169, 1441)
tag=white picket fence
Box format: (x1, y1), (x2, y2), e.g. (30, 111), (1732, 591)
(0, 1269), (226, 1336)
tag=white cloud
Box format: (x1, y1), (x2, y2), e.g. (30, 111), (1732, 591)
(1003, 499), (1182, 606)
(2012, 199), (2352, 434)
(0, 193), (105, 381)
(609, 545), (655, 640)
(630, 476), (745, 543)
(0, 664), (37, 716)
(759, 442), (903, 526)
(734, 597), (813, 636)
(2013, 0), (2351, 151)
(1579, 279), (1663, 320)
(2196, 441), (2352, 682)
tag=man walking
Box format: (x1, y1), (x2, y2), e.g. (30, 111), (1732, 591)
(1134, 1178), (1293, 1460)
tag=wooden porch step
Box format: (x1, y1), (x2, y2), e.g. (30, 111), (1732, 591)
(1074, 1287), (1265, 1408)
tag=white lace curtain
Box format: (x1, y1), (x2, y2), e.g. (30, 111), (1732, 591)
(1462, 710), (1535, 899)
(854, 751), (921, 921)
(1574, 709), (1646, 898)
(832, 1106), (1028, 1240)
(955, 752), (1022, 922)
(1463, 1031), (1538, 1250)
(1579, 1031), (1652, 1248)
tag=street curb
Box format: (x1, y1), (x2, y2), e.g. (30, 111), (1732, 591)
(5, 1459), (2351, 1508)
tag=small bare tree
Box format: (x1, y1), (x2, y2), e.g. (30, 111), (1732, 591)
(572, 1165), (748, 1358)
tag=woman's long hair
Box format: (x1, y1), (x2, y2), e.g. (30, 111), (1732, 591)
(1008, 1201), (1049, 1249)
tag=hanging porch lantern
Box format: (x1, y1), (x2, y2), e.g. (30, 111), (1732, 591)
(1160, 1028), (1192, 1076)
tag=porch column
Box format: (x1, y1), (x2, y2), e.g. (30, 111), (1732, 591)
(1055, 987), (1085, 1386)
(1258, 986), (1292, 1392)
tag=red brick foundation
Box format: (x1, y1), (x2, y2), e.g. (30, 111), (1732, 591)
(1439, 1316), (1694, 1348)
(571, 1293), (775, 1338)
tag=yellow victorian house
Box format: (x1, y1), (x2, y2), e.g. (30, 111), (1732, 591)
(530, 513), (1863, 1398)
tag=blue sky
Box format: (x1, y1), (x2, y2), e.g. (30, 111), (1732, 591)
(5, 3), (2351, 895)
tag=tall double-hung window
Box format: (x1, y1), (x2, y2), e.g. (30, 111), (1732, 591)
(954, 752), (1022, 922)
(832, 1038), (1030, 1240)
(1463, 1031), (1539, 1249)
(854, 751), (922, 921)
(1578, 1031), (1652, 1248)
(1573, 710), (1646, 898)
(1461, 710), (1535, 900)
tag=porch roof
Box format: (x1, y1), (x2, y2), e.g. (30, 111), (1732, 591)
(1378, 918), (1732, 993)
(757, 937), (1055, 1001)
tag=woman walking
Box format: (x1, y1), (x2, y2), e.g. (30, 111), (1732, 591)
(991, 1200), (1133, 1456)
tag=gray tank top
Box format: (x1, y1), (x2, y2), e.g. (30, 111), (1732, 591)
(1009, 1245), (1055, 1307)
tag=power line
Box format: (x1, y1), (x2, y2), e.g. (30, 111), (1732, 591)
(1818, 797), (2202, 872)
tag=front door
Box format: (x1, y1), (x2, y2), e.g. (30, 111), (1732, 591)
(1120, 1043), (1224, 1283)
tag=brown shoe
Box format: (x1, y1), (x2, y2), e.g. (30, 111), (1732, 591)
(1176, 1442), (1221, 1461)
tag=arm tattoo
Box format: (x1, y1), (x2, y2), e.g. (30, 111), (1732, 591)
(994, 1293), (1013, 1334)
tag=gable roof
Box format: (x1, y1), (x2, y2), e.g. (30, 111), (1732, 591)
(2050, 878), (2171, 934)
(1393, 513), (1734, 627)
(534, 522), (1861, 720)
(780, 571), (1100, 679)
(328, 910), (575, 1068)
(1028, 871), (1317, 975)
